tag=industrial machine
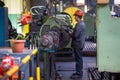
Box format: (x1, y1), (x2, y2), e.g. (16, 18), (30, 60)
(88, 0), (120, 80)
(38, 15), (73, 80)
(24, 4), (73, 80)
(0, 0), (98, 79)
(97, 1), (120, 79)
(39, 16), (72, 51)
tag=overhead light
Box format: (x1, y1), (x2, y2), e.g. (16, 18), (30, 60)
(75, 0), (85, 6)
(114, 0), (120, 5)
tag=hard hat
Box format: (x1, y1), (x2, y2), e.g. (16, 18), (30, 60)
(74, 10), (84, 17)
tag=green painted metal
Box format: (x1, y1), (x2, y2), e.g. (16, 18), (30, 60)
(43, 53), (50, 80)
(84, 13), (95, 37)
(39, 16), (71, 49)
(97, 5), (120, 72)
(39, 17), (66, 36)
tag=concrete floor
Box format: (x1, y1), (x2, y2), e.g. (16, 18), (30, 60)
(40, 56), (96, 80)
(56, 57), (96, 80)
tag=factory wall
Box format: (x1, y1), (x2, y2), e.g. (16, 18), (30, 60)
(4, 0), (23, 33)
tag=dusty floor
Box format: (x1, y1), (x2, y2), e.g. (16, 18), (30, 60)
(40, 57), (96, 80)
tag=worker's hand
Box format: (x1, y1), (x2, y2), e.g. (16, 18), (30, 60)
(66, 25), (73, 36)
(68, 30), (73, 37)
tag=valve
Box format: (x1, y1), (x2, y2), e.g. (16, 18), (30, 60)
(0, 55), (16, 75)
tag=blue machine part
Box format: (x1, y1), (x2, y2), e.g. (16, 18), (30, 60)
(39, 47), (55, 53)
(0, 7), (9, 47)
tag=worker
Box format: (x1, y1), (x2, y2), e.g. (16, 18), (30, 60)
(70, 9), (86, 79)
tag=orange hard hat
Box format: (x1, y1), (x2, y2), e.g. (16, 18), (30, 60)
(74, 10), (84, 16)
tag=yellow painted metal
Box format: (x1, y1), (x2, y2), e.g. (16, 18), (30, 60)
(6, 66), (19, 76)
(32, 49), (38, 55)
(22, 24), (29, 35)
(22, 55), (30, 64)
(36, 67), (40, 80)
(64, 6), (80, 28)
(22, 11), (31, 35)
(29, 77), (33, 80)
(21, 49), (38, 64)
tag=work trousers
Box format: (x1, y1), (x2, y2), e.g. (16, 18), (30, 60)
(73, 48), (83, 77)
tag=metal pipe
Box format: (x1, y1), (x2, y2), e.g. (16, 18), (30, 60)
(29, 60), (33, 80)
(36, 67), (41, 80)
(43, 52), (50, 80)
(59, 0), (63, 12)
(18, 71), (21, 80)
(36, 51), (41, 80)
(22, 55), (31, 64)
(6, 66), (19, 76)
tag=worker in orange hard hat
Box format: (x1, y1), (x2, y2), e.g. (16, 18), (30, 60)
(70, 9), (86, 79)
(74, 9), (84, 17)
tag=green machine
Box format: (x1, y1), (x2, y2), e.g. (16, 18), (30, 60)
(84, 13), (96, 41)
(38, 14), (72, 80)
(97, 3), (120, 73)
(84, 0), (96, 42)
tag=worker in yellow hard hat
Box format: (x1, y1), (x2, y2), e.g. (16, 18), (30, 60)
(70, 9), (86, 80)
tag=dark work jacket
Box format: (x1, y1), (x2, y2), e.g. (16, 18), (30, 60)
(71, 21), (86, 49)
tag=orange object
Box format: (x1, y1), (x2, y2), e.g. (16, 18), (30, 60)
(74, 9), (84, 17)
(20, 14), (32, 25)
(97, 0), (109, 4)
(10, 40), (26, 53)
(0, 75), (20, 80)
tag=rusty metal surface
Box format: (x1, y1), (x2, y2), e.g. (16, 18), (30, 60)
(39, 31), (59, 50)
(39, 17), (71, 50)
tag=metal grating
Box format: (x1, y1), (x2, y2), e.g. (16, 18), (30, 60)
(88, 67), (110, 80)
(83, 41), (96, 56)
(84, 41), (96, 52)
